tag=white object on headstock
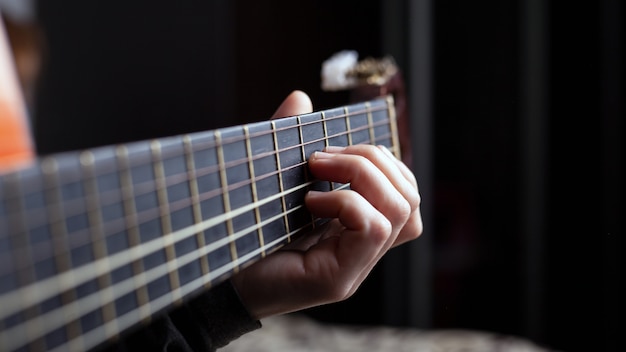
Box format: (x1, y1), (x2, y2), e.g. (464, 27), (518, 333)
(321, 50), (359, 91)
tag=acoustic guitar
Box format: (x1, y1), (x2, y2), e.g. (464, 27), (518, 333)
(0, 27), (401, 352)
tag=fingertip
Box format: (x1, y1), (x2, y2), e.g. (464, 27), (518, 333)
(271, 90), (313, 119)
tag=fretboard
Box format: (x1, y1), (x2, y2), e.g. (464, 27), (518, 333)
(0, 96), (399, 352)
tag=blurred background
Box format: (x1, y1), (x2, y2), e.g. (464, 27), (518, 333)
(2, 0), (623, 351)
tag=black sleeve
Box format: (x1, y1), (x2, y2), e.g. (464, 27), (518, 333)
(99, 280), (261, 352)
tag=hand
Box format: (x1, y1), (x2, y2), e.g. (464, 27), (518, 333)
(230, 91), (423, 319)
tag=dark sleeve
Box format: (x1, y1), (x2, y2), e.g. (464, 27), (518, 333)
(100, 280), (261, 352)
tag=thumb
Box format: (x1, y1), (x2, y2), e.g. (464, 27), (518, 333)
(271, 90), (313, 119)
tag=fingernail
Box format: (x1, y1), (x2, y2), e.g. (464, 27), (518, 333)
(378, 145), (395, 157)
(312, 151), (334, 159)
(306, 190), (324, 198)
(324, 146), (346, 153)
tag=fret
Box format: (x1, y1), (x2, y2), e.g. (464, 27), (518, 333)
(248, 121), (286, 245)
(273, 117), (311, 239)
(1, 173), (33, 288)
(219, 126), (260, 263)
(323, 106), (352, 191)
(80, 151), (117, 340)
(160, 136), (205, 298)
(214, 130), (239, 275)
(320, 111), (335, 191)
(298, 112), (333, 192)
(3, 171), (47, 352)
(243, 126), (266, 259)
(93, 147), (127, 258)
(271, 120), (292, 243)
(321, 111), (330, 148)
(366, 101), (376, 146)
(151, 140), (182, 307)
(114, 145), (140, 340)
(387, 95), (401, 158)
(344, 107), (354, 146)
(183, 135), (211, 288)
(346, 103), (371, 145)
(295, 115), (316, 230)
(187, 132), (231, 275)
(370, 98), (394, 149)
(324, 106), (350, 147)
(41, 156), (84, 350)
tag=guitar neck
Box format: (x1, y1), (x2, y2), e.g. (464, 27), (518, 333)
(0, 96), (399, 352)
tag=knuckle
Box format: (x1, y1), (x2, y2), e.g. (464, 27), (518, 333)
(328, 283), (354, 302)
(408, 190), (421, 213)
(391, 197), (412, 226)
(369, 216), (393, 244)
(406, 215), (424, 240)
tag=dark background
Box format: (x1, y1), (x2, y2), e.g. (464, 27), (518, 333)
(13, 0), (625, 351)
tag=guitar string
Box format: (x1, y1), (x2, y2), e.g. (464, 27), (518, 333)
(0, 106), (394, 317)
(0, 103), (396, 349)
(0, 129), (393, 320)
(0, 115), (394, 271)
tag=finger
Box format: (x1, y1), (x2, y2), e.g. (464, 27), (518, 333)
(270, 90), (313, 119)
(376, 145), (423, 245)
(377, 145), (418, 190)
(304, 190), (391, 288)
(324, 145), (420, 215)
(308, 150), (411, 233)
(323, 145), (422, 246)
(394, 211), (423, 247)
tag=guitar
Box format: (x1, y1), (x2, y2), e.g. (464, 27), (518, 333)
(1, 16), (402, 352)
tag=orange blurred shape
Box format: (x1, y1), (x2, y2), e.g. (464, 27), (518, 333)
(0, 16), (34, 172)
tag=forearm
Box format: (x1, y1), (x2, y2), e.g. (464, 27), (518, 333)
(98, 280), (261, 352)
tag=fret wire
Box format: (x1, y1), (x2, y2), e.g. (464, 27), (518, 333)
(151, 140), (182, 305)
(80, 150), (119, 342)
(115, 145), (142, 339)
(5, 172), (47, 351)
(243, 126), (266, 258)
(125, 142), (156, 319)
(296, 115), (317, 229)
(183, 135), (211, 288)
(321, 111), (330, 149)
(320, 111), (335, 191)
(386, 95), (401, 159)
(4, 173), (36, 286)
(271, 120), (291, 243)
(41, 157), (85, 350)
(365, 101), (376, 146)
(344, 106), (354, 146)
(214, 131), (239, 273)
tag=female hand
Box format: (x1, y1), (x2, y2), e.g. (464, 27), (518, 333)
(230, 91), (423, 319)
